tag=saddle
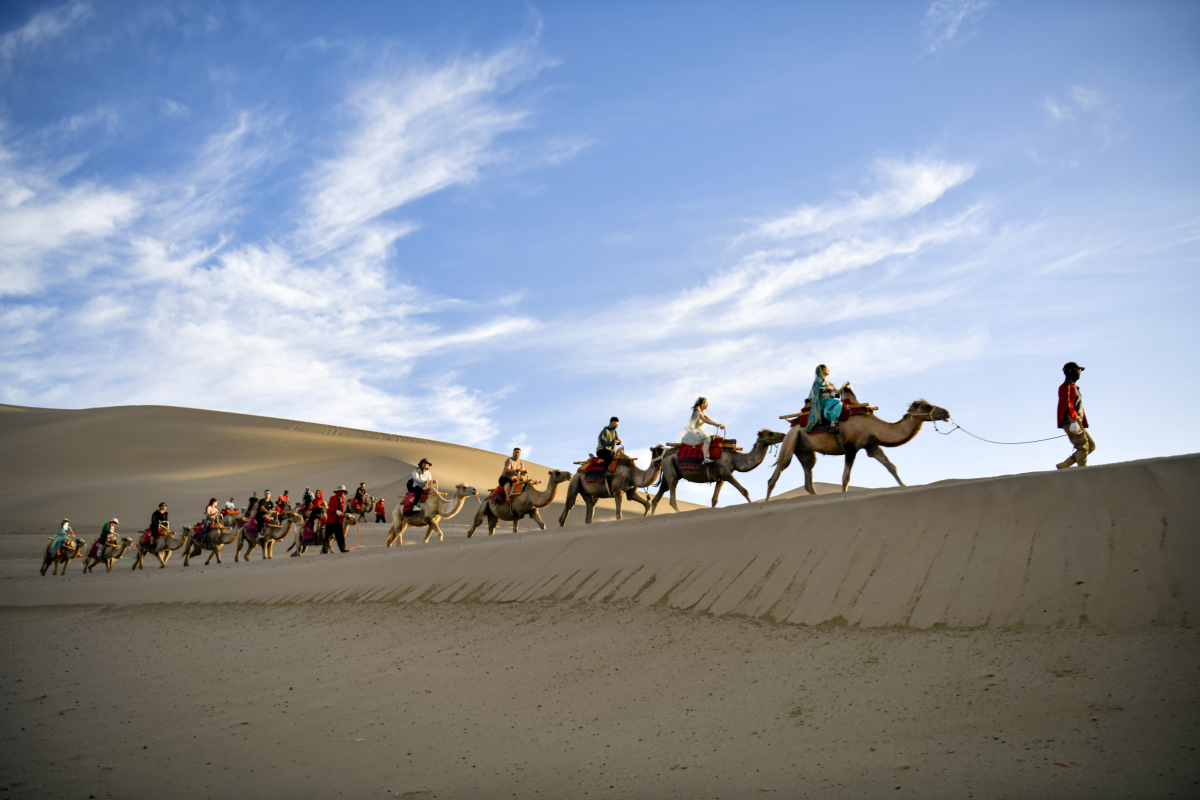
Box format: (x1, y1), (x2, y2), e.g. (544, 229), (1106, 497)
(782, 387), (877, 432)
(582, 457), (607, 483)
(678, 438), (734, 471)
(402, 488), (431, 519)
(301, 522), (322, 547)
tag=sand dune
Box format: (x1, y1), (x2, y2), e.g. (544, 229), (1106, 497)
(2, 404), (1197, 798)
(0, 404), (697, 535)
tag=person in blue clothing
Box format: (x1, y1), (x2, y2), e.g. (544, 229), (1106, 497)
(804, 365), (849, 435)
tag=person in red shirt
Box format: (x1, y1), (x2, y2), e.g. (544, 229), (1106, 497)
(374, 498), (386, 523)
(1056, 361), (1096, 469)
(324, 485), (349, 553)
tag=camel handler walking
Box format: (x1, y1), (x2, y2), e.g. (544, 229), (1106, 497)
(1056, 361), (1096, 469)
(325, 486), (350, 554)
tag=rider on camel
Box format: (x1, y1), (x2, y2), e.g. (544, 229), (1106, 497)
(499, 447), (527, 502)
(50, 518), (75, 557)
(804, 365), (848, 435)
(90, 518), (119, 558)
(203, 498), (219, 535)
(149, 503), (169, 537)
(253, 491), (275, 535)
(409, 460), (439, 513)
(680, 398), (725, 465)
(597, 418), (622, 473)
(354, 483), (368, 513)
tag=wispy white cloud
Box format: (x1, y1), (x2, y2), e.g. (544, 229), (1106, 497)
(0, 1), (91, 64)
(1042, 97), (1074, 125)
(160, 99), (190, 119)
(1070, 86), (1105, 111)
(923, 0), (991, 54)
(303, 42), (548, 256)
(745, 158), (974, 240)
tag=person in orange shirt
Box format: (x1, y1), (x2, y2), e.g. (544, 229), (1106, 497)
(1056, 361), (1096, 469)
(373, 498), (386, 523)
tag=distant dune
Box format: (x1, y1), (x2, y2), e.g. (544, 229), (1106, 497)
(0, 403), (698, 535)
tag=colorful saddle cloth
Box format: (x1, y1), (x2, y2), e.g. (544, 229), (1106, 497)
(402, 489), (430, 519)
(582, 457), (607, 483)
(678, 438), (733, 471)
(300, 523), (322, 547)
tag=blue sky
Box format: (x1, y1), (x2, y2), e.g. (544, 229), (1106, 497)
(2, 1), (1198, 503)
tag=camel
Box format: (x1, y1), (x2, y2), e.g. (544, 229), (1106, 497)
(385, 483), (478, 547)
(468, 470), (573, 537)
(765, 399), (950, 498)
(558, 446), (666, 526)
(132, 527), (191, 569)
(40, 536), (82, 576)
(181, 520), (238, 566)
(236, 512), (301, 561)
(652, 429), (785, 513)
(83, 537), (134, 573)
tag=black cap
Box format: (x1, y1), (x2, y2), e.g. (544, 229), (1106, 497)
(1063, 361), (1085, 373)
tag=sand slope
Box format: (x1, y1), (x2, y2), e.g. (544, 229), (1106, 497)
(0, 404), (697, 534)
(4, 414), (1196, 628)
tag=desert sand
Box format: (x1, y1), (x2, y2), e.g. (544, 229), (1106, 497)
(1, 404), (1197, 799)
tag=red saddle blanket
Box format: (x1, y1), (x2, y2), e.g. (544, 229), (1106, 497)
(402, 489), (431, 518)
(582, 457), (607, 483)
(678, 438), (733, 470)
(789, 404), (874, 430)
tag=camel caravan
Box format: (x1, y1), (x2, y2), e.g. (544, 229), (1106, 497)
(38, 368), (953, 575)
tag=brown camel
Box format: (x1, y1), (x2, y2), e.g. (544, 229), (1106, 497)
(40, 536), (82, 576)
(652, 430), (785, 513)
(468, 470), (573, 537)
(558, 446), (666, 526)
(83, 537), (134, 573)
(765, 399), (950, 498)
(181, 520), (238, 566)
(236, 512), (301, 561)
(385, 483), (478, 547)
(132, 527), (191, 569)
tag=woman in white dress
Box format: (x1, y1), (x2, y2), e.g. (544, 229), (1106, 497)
(679, 397), (726, 464)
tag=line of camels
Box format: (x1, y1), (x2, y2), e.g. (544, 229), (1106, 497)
(40, 398), (949, 575)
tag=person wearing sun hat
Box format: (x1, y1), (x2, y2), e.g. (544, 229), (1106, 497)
(324, 485), (350, 554)
(1057, 361), (1096, 469)
(408, 459), (438, 513)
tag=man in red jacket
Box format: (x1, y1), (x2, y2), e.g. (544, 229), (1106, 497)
(324, 485), (349, 553)
(1056, 361), (1096, 469)
(374, 498), (386, 523)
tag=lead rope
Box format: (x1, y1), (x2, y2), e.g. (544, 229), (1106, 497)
(934, 418), (1067, 445)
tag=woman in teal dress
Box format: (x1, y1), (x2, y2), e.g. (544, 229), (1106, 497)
(804, 365), (847, 434)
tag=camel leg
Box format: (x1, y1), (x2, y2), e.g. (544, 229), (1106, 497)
(650, 481), (668, 515)
(727, 474), (752, 503)
(160, 550), (170, 567)
(558, 484), (578, 528)
(488, 510), (499, 536)
(531, 509), (546, 531)
(799, 449), (818, 495)
(669, 479), (680, 513)
(866, 443), (905, 487)
(624, 488), (651, 516)
(841, 446), (858, 492)
(614, 492), (623, 521)
(512, 513), (520, 534)
(711, 480), (724, 507)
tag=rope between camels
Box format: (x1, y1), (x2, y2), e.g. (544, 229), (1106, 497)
(934, 419), (1067, 445)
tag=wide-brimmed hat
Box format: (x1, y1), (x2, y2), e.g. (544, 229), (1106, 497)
(109, 517), (119, 524)
(418, 458), (432, 467)
(335, 484), (347, 492)
(62, 518), (69, 523)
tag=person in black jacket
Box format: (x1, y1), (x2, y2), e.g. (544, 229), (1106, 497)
(149, 503), (169, 535)
(254, 491), (275, 534)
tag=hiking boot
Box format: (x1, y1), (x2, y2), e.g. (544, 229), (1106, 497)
(828, 425), (841, 435)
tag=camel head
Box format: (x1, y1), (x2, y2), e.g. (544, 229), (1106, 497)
(648, 444), (666, 462)
(547, 469), (574, 485)
(121, 537), (134, 545)
(454, 483), (478, 497)
(907, 399), (950, 422)
(756, 429), (785, 447)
